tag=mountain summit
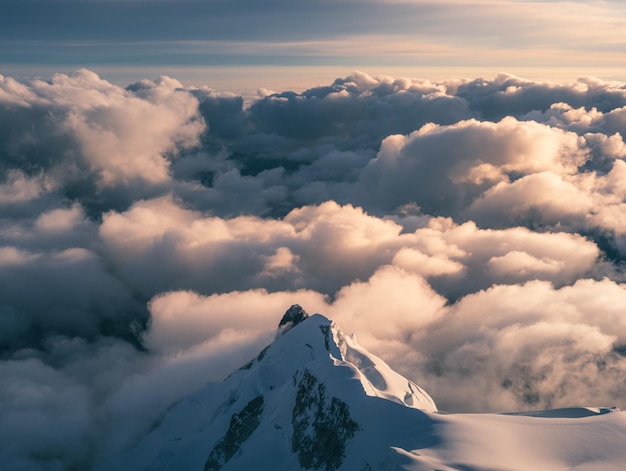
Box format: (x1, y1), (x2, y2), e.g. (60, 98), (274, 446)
(277, 304), (310, 336)
(98, 307), (626, 471)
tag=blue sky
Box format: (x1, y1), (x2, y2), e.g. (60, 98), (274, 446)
(3, 0), (626, 86)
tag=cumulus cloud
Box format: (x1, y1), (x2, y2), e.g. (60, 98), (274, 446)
(0, 245), (146, 347)
(0, 357), (94, 470)
(357, 116), (588, 215)
(466, 171), (594, 227)
(3, 69), (626, 469)
(0, 171), (51, 205)
(96, 196), (602, 302)
(415, 278), (626, 412)
(0, 69), (204, 216)
(65, 74), (202, 187)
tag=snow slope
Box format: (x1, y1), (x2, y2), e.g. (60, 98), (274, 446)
(97, 306), (626, 471)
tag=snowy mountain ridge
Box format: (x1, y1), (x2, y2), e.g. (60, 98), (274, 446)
(97, 306), (626, 471)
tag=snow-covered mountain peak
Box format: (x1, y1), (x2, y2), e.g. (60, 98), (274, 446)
(263, 309), (437, 412)
(97, 307), (626, 471)
(98, 307), (438, 471)
(325, 316), (437, 412)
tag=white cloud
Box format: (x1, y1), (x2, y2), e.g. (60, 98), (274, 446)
(415, 278), (626, 411)
(466, 171), (594, 226)
(359, 116), (588, 214)
(0, 70), (203, 196)
(0, 171), (51, 205)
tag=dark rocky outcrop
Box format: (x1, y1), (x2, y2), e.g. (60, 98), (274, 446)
(277, 304), (310, 335)
(204, 395), (265, 470)
(291, 369), (359, 471)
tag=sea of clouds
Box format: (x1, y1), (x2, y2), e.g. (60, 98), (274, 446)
(2, 69), (626, 469)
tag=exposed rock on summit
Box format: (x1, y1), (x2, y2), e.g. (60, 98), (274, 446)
(277, 304), (309, 335)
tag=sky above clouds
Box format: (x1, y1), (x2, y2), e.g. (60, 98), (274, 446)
(3, 1), (626, 470)
(3, 0), (626, 83)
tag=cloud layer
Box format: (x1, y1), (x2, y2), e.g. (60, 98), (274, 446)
(2, 69), (626, 469)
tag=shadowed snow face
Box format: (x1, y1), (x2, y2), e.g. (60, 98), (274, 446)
(2, 69), (626, 469)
